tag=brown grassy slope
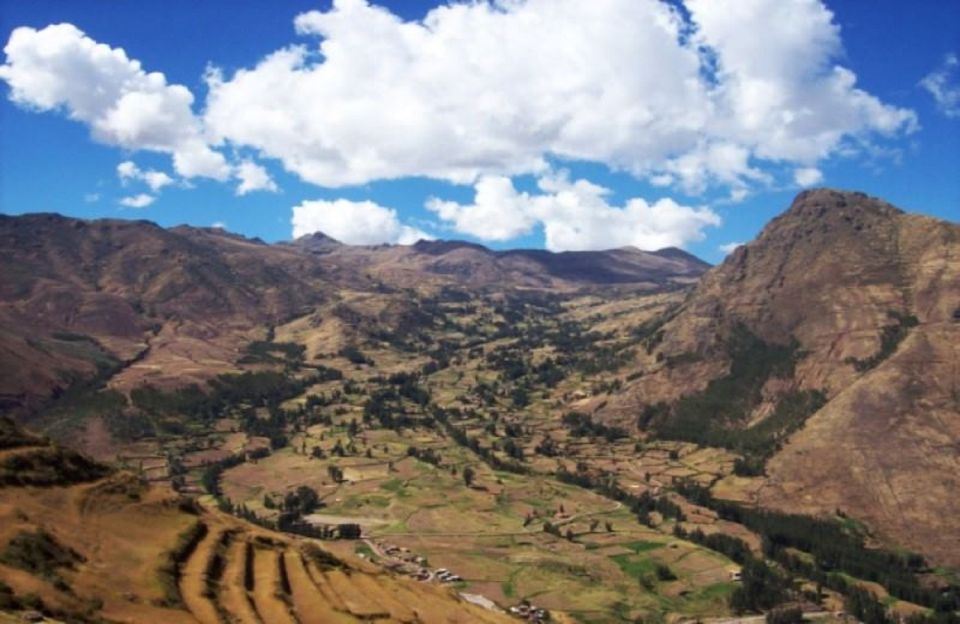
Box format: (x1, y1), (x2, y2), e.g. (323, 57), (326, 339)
(0, 476), (199, 622)
(598, 188), (960, 566)
(0, 214), (337, 414)
(250, 546), (297, 624)
(220, 537), (261, 624)
(178, 524), (224, 624)
(761, 320), (960, 566)
(759, 209), (960, 566)
(0, 421), (514, 623)
(283, 550), (351, 624)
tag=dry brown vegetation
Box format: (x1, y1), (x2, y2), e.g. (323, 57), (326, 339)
(0, 421), (514, 623)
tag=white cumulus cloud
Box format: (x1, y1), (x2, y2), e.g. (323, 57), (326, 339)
(719, 241), (745, 255)
(117, 161), (138, 180)
(426, 176), (539, 242)
(235, 160), (279, 195)
(428, 172), (721, 252)
(201, 0), (915, 191)
(686, 0), (917, 159)
(117, 160), (175, 192)
(291, 198), (431, 245)
(793, 167), (824, 187)
(0, 1), (922, 241)
(921, 53), (960, 118)
(118, 193), (155, 208)
(142, 170), (174, 192)
(0, 23), (230, 180)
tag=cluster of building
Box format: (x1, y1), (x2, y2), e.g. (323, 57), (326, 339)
(433, 567), (463, 583)
(372, 540), (551, 620)
(374, 541), (461, 583)
(508, 602), (550, 622)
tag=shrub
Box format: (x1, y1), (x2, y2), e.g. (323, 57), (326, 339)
(0, 447), (110, 487)
(845, 310), (919, 372)
(655, 563), (677, 581)
(339, 345), (372, 366)
(0, 530), (83, 586)
(767, 606), (804, 624)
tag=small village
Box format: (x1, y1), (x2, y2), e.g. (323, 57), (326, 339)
(365, 539), (553, 621)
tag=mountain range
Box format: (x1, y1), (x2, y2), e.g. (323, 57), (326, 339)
(0, 215), (708, 416)
(0, 189), (957, 623)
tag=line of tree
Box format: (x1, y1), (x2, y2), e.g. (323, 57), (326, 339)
(562, 411), (628, 441)
(673, 481), (958, 611)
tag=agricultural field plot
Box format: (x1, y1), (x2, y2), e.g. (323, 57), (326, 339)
(158, 290), (757, 622)
(26, 285), (946, 623)
(216, 411), (741, 622)
(0, 428), (513, 624)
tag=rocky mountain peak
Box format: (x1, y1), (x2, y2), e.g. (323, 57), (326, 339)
(752, 188), (905, 249)
(411, 239), (491, 255)
(291, 230), (344, 254)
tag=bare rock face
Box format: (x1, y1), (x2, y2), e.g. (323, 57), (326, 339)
(600, 188), (960, 565)
(684, 190), (955, 389)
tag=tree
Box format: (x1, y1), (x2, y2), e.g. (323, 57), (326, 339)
(535, 436), (558, 457)
(339, 345), (371, 366)
(327, 465), (344, 484)
(284, 485), (320, 516)
(638, 509), (653, 527)
(729, 559), (789, 613)
(463, 465), (476, 488)
(844, 587), (893, 624)
(337, 523), (362, 539)
(767, 607), (803, 624)
(655, 563), (677, 581)
(502, 438), (523, 460)
(511, 387), (530, 407)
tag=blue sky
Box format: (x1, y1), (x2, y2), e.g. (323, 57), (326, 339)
(0, 0), (957, 263)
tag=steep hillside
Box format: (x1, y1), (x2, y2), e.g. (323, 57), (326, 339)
(0, 214), (334, 415)
(598, 189), (960, 565)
